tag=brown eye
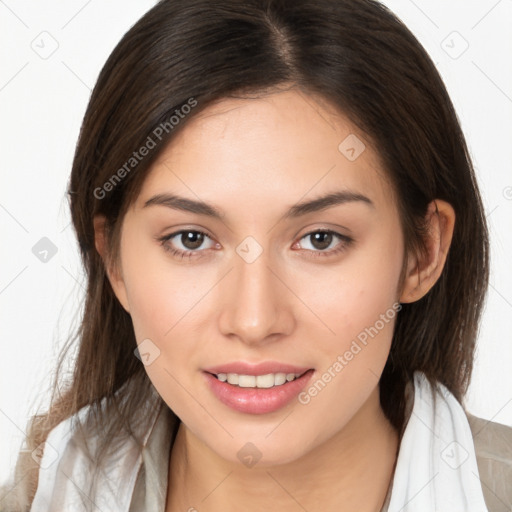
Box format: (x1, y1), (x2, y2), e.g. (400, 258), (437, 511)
(296, 229), (354, 258)
(158, 229), (216, 259)
(180, 231), (206, 250)
(309, 231), (333, 250)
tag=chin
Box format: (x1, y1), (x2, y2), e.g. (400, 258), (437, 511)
(201, 425), (316, 468)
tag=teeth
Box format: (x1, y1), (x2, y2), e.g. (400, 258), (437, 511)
(227, 373), (239, 385)
(238, 375), (256, 387)
(256, 374), (274, 388)
(274, 373), (287, 385)
(215, 372), (303, 388)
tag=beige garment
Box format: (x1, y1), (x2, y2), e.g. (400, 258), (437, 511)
(378, 412), (512, 512)
(128, 405), (512, 512)
(466, 412), (512, 512)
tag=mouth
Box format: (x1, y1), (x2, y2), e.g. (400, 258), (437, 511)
(202, 363), (315, 414)
(208, 370), (308, 388)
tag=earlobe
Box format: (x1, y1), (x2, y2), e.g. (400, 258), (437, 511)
(93, 214), (107, 261)
(93, 214), (131, 313)
(399, 200), (455, 303)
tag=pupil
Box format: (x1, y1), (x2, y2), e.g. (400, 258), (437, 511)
(312, 232), (332, 250)
(182, 231), (204, 250)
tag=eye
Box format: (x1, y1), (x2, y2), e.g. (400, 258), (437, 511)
(295, 229), (353, 258)
(157, 228), (354, 261)
(157, 229), (217, 259)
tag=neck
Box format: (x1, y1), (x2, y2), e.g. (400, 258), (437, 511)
(166, 386), (399, 512)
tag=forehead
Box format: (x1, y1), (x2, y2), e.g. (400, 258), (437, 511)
(134, 89), (396, 217)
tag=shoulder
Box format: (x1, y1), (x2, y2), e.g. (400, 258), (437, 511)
(465, 411), (512, 511)
(0, 411), (86, 512)
(16, 384), (165, 511)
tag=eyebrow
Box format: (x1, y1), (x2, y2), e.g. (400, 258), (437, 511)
(142, 190), (374, 220)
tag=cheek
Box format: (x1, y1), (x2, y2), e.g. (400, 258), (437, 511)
(120, 244), (209, 421)
(296, 232), (403, 350)
(119, 234), (217, 383)
(292, 232), (403, 426)
(120, 232), (206, 341)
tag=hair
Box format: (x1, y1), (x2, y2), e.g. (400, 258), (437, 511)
(7, 0), (489, 509)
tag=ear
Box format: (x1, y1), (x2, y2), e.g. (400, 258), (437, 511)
(93, 214), (131, 313)
(399, 199), (455, 303)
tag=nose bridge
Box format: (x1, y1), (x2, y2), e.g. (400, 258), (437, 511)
(218, 240), (293, 344)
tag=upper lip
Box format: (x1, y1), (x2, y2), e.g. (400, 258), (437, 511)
(203, 361), (313, 376)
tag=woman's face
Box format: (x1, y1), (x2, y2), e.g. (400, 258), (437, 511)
(109, 89), (407, 465)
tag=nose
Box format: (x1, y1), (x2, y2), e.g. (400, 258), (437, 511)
(218, 247), (295, 347)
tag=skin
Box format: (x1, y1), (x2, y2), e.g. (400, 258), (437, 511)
(94, 87), (455, 511)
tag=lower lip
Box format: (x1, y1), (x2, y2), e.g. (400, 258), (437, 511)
(203, 370), (315, 414)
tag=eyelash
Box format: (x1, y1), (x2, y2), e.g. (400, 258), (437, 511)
(157, 229), (354, 261)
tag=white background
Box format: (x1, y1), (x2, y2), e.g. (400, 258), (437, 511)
(1, 0), (511, 490)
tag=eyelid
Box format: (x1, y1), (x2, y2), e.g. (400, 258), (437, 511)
(157, 228), (217, 253)
(293, 229), (353, 256)
(297, 227), (352, 242)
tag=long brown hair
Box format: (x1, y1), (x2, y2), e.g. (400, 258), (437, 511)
(7, 0), (489, 508)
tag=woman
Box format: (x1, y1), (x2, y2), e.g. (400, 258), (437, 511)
(5, 0), (512, 510)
